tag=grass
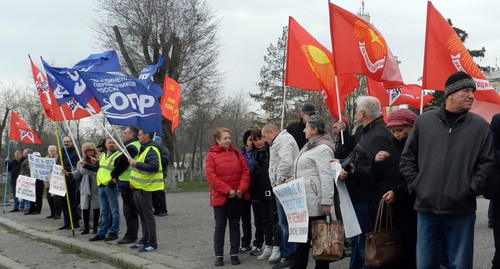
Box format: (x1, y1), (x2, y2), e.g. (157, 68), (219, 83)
(175, 180), (209, 191)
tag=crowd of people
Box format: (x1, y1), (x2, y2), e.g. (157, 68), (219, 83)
(205, 71), (500, 269)
(5, 126), (170, 253)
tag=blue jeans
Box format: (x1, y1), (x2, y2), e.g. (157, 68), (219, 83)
(97, 187), (120, 236)
(348, 202), (377, 269)
(417, 211), (475, 269)
(276, 198), (296, 259)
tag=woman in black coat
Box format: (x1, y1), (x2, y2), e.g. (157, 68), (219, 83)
(372, 108), (418, 269)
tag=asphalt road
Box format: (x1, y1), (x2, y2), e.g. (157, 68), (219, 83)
(0, 191), (495, 269)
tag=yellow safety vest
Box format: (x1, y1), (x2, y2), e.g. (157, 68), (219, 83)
(96, 151), (121, 186)
(130, 146), (164, 191)
(118, 141), (141, 182)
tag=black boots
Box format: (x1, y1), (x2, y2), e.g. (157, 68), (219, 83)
(81, 209), (90, 235)
(92, 209), (100, 234)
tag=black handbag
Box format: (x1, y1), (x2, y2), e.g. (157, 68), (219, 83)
(341, 151), (357, 170)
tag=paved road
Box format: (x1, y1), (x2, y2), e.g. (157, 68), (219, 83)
(0, 191), (495, 268)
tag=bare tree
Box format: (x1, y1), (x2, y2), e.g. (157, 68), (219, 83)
(93, 0), (222, 162)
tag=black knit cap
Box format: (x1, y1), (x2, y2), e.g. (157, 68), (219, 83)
(444, 71), (476, 97)
(301, 102), (318, 115)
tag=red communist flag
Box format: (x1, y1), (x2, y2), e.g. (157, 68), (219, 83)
(30, 56), (63, 121)
(285, 16), (359, 120)
(423, 1), (500, 106)
(9, 111), (42, 144)
(329, 3), (403, 89)
(161, 76), (181, 132)
(366, 77), (434, 109)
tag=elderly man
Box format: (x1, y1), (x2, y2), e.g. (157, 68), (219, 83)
(400, 71), (495, 269)
(128, 130), (165, 252)
(261, 123), (299, 269)
(45, 145), (57, 219)
(6, 150), (24, 212)
(339, 96), (393, 269)
(56, 137), (80, 229)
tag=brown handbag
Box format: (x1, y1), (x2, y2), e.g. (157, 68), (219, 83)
(364, 197), (402, 267)
(311, 215), (345, 261)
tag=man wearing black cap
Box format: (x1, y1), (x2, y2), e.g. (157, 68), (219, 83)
(400, 71), (496, 269)
(285, 102), (318, 149)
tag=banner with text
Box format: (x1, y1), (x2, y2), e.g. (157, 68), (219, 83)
(28, 154), (56, 181)
(273, 177), (309, 243)
(49, 165), (66, 197)
(16, 175), (36, 202)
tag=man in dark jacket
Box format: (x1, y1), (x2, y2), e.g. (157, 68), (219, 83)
(339, 96), (392, 269)
(56, 137), (80, 229)
(286, 102), (318, 150)
(400, 71), (496, 269)
(6, 150), (24, 212)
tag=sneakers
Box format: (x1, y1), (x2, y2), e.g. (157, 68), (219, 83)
(214, 256), (224, 267)
(249, 246), (263, 256)
(137, 244), (157, 252)
(230, 255), (241, 265)
(268, 246), (281, 263)
(129, 242), (144, 250)
(272, 258), (294, 269)
(238, 245), (252, 253)
(257, 245), (272, 260)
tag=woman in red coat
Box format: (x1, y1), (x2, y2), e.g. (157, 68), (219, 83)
(205, 127), (250, 267)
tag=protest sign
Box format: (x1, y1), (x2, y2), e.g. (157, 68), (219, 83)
(273, 177), (308, 243)
(49, 165), (66, 197)
(16, 175), (36, 202)
(28, 154), (56, 181)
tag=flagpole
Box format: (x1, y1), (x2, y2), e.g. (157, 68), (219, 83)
(419, 89), (425, 114)
(54, 122), (75, 236)
(84, 107), (131, 160)
(281, 86), (287, 130)
(3, 141), (11, 213)
(334, 75), (345, 144)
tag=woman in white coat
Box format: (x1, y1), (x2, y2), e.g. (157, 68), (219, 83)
(290, 115), (335, 269)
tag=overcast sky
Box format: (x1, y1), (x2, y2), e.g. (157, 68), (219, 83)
(1, 0), (499, 97)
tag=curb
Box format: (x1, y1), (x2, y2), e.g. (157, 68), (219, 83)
(0, 217), (172, 269)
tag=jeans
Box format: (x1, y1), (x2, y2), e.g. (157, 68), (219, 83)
(97, 186), (120, 237)
(276, 198), (296, 259)
(416, 211), (475, 269)
(348, 202), (377, 269)
(214, 206), (240, 256)
(258, 198), (280, 246)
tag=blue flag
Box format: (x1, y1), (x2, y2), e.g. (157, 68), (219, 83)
(79, 72), (163, 132)
(138, 57), (164, 94)
(42, 60), (94, 107)
(72, 50), (122, 73)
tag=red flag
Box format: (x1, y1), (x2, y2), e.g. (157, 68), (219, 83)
(367, 77), (434, 109)
(161, 76), (181, 132)
(30, 57), (100, 121)
(285, 16), (359, 120)
(329, 3), (403, 88)
(9, 111), (42, 144)
(30, 57), (63, 121)
(423, 1), (500, 105)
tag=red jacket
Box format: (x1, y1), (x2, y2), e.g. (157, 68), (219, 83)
(205, 144), (250, 207)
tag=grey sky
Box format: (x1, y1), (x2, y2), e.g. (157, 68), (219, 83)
(1, 0), (499, 96)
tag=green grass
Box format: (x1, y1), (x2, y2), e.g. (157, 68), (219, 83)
(175, 180), (209, 191)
